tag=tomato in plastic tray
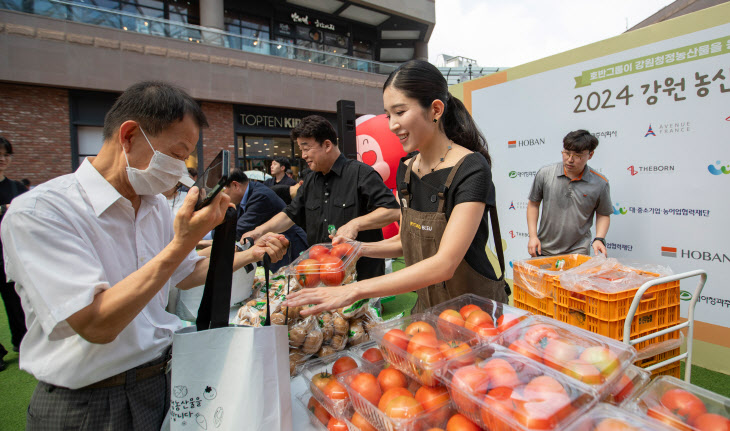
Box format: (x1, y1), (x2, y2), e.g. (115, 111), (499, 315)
(287, 240), (362, 288)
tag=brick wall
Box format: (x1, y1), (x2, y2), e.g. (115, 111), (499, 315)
(0, 83), (71, 186)
(200, 102), (234, 171)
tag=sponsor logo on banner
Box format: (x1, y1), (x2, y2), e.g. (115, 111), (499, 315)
(613, 203), (628, 215)
(508, 170), (538, 179)
(627, 165), (675, 175)
(509, 201), (516, 210)
(679, 290), (730, 308)
(606, 242), (633, 252)
(508, 200), (528, 210)
(508, 230), (529, 239)
(726, 116), (730, 121)
(591, 131), (618, 139)
(508, 138), (545, 149)
(645, 125), (656, 137)
(662, 246), (730, 263)
(661, 246), (677, 257)
(707, 160), (730, 175)
(680, 291), (692, 301)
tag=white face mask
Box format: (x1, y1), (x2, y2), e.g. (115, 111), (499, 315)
(124, 127), (191, 196)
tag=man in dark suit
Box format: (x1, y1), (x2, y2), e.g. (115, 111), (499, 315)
(225, 169), (307, 272)
(264, 157), (297, 188)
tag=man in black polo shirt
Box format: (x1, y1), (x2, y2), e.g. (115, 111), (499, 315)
(264, 156), (297, 188)
(243, 115), (400, 280)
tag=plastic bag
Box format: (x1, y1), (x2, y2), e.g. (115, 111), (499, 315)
(512, 254), (591, 298)
(559, 256), (673, 294)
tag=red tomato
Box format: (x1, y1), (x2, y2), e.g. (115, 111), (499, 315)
(318, 255), (345, 286)
(383, 329), (410, 353)
(378, 368), (408, 392)
(438, 341), (473, 368)
(405, 321), (436, 337)
(508, 339), (542, 363)
(465, 310), (494, 331)
(497, 313), (522, 333)
(513, 392), (572, 430)
(660, 388), (707, 425)
(438, 309), (466, 338)
(350, 372), (382, 406)
(446, 413), (481, 431)
(362, 347), (384, 363)
(296, 258), (321, 287)
(439, 309), (466, 327)
(609, 373), (635, 403)
(474, 322), (499, 339)
(410, 346), (445, 386)
(308, 245), (330, 261)
(307, 397), (331, 425)
(415, 385), (451, 412)
(450, 365), (490, 415)
(327, 417), (348, 431)
(542, 339), (580, 371)
(459, 304), (482, 320)
(407, 332), (440, 354)
(594, 418), (641, 431)
(378, 387), (413, 411)
(523, 376), (567, 400)
(322, 379), (349, 401)
(563, 359), (603, 385)
(579, 346), (620, 377)
(482, 358), (520, 389)
(384, 395), (424, 419)
(331, 356), (358, 376)
(330, 243), (355, 260)
(350, 412), (378, 431)
(481, 387), (515, 431)
(523, 324), (559, 348)
(692, 413), (730, 431)
(310, 371), (333, 393)
(647, 406), (694, 431)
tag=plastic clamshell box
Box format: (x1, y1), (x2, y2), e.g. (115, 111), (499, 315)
(368, 313), (480, 387)
(602, 364), (650, 406)
(624, 375), (730, 430)
(562, 403), (675, 431)
(286, 240), (362, 287)
(296, 390), (342, 430)
(337, 359), (453, 431)
(426, 293), (532, 344)
(348, 340), (387, 365)
(299, 351), (366, 418)
(495, 315), (637, 397)
(441, 344), (598, 431)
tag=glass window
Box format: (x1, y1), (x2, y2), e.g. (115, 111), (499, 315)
(77, 126), (104, 166)
(224, 11), (269, 53)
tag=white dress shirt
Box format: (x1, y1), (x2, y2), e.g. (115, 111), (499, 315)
(1, 159), (203, 389)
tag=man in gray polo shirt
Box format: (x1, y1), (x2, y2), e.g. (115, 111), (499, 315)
(527, 130), (612, 257)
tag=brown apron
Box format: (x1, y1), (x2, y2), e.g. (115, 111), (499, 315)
(399, 155), (510, 314)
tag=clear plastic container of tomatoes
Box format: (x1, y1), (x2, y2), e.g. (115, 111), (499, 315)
(299, 351), (367, 418)
(296, 390), (352, 430)
(337, 359), (454, 431)
(495, 315), (637, 396)
(287, 240), (362, 288)
(368, 313), (480, 387)
(425, 293), (532, 344)
(601, 364), (650, 406)
(441, 344), (598, 431)
(624, 375), (730, 430)
(562, 403), (674, 431)
(348, 340), (387, 365)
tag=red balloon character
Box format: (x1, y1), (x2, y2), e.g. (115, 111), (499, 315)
(356, 114), (407, 239)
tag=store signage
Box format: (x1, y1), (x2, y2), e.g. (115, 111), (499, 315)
(290, 12), (336, 31)
(240, 114), (301, 129)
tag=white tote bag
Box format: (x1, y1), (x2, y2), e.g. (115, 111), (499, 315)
(168, 325), (291, 431)
(167, 208), (292, 431)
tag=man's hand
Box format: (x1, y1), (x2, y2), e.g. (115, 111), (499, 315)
(592, 240), (607, 257)
(528, 236), (542, 257)
(330, 220), (359, 244)
(289, 181), (303, 199)
(173, 187), (231, 250)
(240, 228), (263, 243)
(249, 233), (289, 263)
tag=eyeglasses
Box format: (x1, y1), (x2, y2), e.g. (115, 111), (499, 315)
(561, 150), (589, 161)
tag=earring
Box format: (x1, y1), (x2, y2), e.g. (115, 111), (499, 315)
(433, 118), (438, 123)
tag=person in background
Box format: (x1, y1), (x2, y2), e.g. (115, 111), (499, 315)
(178, 167), (197, 192)
(0, 136), (28, 371)
(21, 178), (31, 190)
(223, 169), (308, 272)
(283, 60), (509, 315)
(264, 156), (296, 188)
(527, 130), (611, 257)
(285, 168), (293, 179)
(162, 182), (187, 217)
(1, 81), (287, 429)
(244, 115), (400, 281)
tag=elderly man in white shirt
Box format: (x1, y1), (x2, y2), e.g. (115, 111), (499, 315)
(1, 81), (287, 430)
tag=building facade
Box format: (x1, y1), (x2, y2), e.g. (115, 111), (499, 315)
(0, 0), (435, 184)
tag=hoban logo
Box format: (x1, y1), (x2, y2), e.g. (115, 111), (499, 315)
(661, 246), (730, 263)
(508, 138), (545, 149)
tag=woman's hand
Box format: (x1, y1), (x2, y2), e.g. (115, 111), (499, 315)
(282, 284), (358, 317)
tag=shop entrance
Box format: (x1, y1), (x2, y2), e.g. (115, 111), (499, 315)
(236, 135), (304, 180)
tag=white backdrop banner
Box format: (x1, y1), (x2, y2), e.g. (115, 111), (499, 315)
(466, 9), (730, 335)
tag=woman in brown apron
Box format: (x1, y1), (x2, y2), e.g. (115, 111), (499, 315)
(285, 59), (509, 316)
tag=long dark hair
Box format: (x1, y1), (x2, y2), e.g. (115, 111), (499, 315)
(383, 60), (491, 165)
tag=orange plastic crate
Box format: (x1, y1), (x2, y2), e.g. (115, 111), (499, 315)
(513, 284), (554, 317)
(650, 361), (681, 379)
(555, 303), (680, 339)
(512, 254), (592, 298)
